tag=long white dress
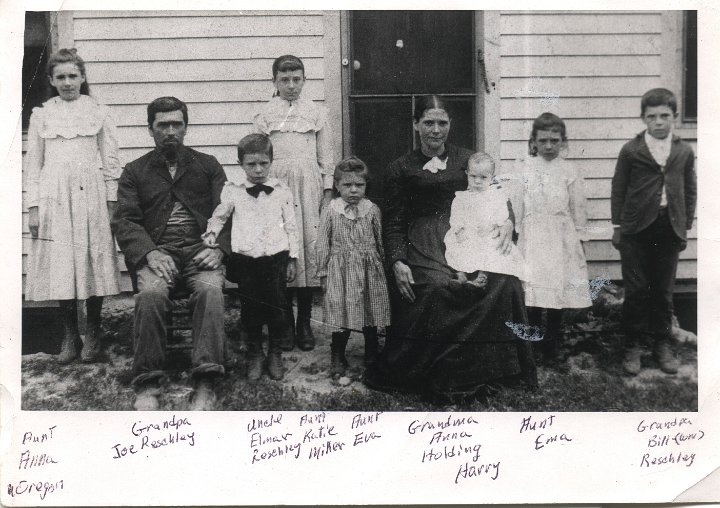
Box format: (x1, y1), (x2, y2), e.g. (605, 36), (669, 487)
(24, 95), (121, 301)
(254, 96), (334, 288)
(444, 186), (526, 280)
(512, 156), (592, 309)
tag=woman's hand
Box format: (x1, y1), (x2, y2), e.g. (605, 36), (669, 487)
(393, 260), (416, 303)
(28, 206), (39, 238)
(493, 219), (514, 255)
(320, 276), (327, 292)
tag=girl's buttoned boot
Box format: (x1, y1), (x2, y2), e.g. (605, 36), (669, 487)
(57, 300), (81, 364)
(362, 326), (380, 368)
(330, 330), (350, 379)
(81, 296), (103, 363)
(295, 288), (316, 351)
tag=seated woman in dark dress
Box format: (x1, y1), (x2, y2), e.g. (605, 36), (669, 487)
(364, 95), (537, 403)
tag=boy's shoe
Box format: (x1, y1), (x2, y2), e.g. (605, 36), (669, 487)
(654, 342), (679, 374)
(622, 347), (642, 376)
(267, 352), (284, 380)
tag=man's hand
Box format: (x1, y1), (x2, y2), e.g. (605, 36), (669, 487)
(192, 247), (224, 271)
(28, 206), (39, 238)
(393, 260), (416, 303)
(611, 229), (622, 250)
(493, 219), (514, 256)
(146, 250), (178, 284)
(286, 258), (297, 283)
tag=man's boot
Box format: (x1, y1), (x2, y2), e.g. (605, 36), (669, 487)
(330, 330), (350, 379)
(654, 337), (679, 374)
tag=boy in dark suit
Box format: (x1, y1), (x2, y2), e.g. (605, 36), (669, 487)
(611, 88), (697, 375)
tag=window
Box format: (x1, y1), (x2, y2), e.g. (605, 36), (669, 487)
(23, 12), (53, 130)
(682, 10), (697, 122)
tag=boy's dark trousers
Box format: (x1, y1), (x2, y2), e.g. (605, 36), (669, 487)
(227, 251), (292, 353)
(619, 208), (685, 345)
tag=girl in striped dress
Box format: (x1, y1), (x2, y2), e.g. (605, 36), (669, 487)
(316, 157), (391, 379)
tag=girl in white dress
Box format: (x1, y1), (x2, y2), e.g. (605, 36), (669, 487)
(25, 49), (121, 363)
(254, 55), (334, 351)
(512, 113), (592, 364)
(444, 152), (525, 288)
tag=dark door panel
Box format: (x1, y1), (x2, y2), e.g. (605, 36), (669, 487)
(348, 11), (477, 206)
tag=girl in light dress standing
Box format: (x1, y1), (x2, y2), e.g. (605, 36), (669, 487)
(254, 55), (334, 352)
(510, 112), (592, 365)
(25, 48), (121, 363)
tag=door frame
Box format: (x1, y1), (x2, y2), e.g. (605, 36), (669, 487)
(339, 10), (501, 160)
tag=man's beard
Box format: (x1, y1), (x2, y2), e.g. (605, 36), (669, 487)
(160, 140), (180, 160)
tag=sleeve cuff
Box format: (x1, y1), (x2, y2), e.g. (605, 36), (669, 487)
(104, 180), (118, 201)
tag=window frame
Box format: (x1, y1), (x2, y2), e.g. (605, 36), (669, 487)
(661, 10), (697, 130)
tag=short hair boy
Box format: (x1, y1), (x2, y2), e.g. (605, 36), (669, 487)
(610, 88), (697, 375)
(203, 133), (298, 381)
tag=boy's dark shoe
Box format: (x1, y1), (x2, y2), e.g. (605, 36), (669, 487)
(622, 347), (642, 376)
(655, 341), (679, 374)
(246, 339), (265, 382)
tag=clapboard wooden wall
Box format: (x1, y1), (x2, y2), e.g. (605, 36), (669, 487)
(22, 10), (697, 302)
(22, 10), (342, 299)
(495, 11), (697, 281)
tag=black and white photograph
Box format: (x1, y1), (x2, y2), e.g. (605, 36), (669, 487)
(18, 8), (700, 412)
(2, 2), (719, 505)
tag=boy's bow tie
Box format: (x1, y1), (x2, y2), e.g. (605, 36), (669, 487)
(246, 184), (274, 198)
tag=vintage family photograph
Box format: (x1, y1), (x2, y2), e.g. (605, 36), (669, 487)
(19, 9), (699, 413)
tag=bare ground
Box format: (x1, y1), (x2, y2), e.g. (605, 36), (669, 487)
(20, 290), (698, 412)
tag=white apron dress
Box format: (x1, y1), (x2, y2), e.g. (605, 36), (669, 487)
(254, 96), (334, 288)
(513, 157), (592, 309)
(24, 95), (121, 301)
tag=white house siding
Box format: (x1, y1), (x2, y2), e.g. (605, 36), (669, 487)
(496, 11), (697, 281)
(22, 10), (342, 297)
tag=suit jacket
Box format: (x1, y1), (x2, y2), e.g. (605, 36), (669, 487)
(112, 146), (231, 268)
(611, 131), (696, 239)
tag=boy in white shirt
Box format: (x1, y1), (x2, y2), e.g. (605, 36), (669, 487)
(203, 133), (298, 381)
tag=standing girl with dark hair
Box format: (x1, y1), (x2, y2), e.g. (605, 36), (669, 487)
(254, 54), (335, 351)
(25, 48), (121, 363)
(513, 112), (592, 365)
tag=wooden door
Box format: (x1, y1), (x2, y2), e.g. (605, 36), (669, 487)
(345, 11), (478, 206)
